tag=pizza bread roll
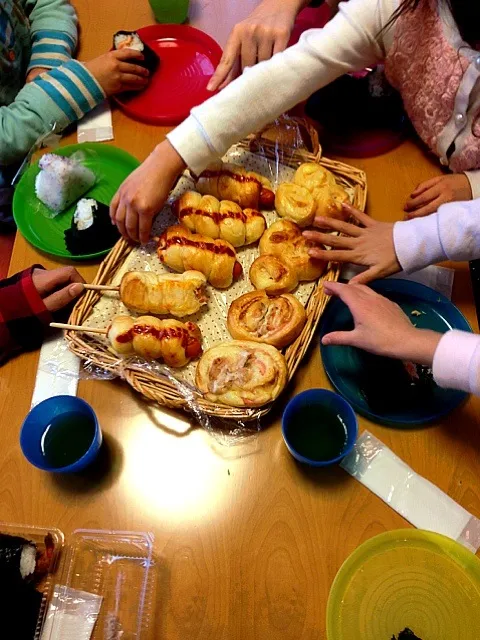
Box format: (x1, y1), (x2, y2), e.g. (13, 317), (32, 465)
(275, 182), (316, 227)
(249, 255), (298, 295)
(313, 183), (350, 220)
(259, 219), (326, 282)
(120, 270), (207, 317)
(156, 225), (242, 289)
(227, 291), (307, 348)
(174, 190), (266, 247)
(195, 161), (275, 209)
(293, 162), (336, 193)
(107, 315), (202, 366)
(195, 340), (287, 407)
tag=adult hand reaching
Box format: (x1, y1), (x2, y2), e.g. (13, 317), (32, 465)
(207, 0), (308, 91)
(322, 281), (441, 365)
(404, 174), (472, 218)
(110, 140), (186, 244)
(302, 203), (401, 284)
(32, 266), (85, 312)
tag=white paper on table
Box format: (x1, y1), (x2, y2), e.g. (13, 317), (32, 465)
(77, 102), (113, 143)
(31, 333), (80, 407)
(341, 263), (455, 300)
(341, 431), (480, 552)
(40, 585), (102, 640)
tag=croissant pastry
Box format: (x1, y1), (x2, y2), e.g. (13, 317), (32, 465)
(259, 219), (326, 282)
(174, 190), (266, 247)
(156, 225), (242, 289)
(274, 183), (315, 228)
(249, 255), (298, 295)
(227, 291), (307, 348)
(195, 161), (275, 209)
(120, 270), (207, 317)
(108, 315), (202, 367)
(195, 340), (287, 407)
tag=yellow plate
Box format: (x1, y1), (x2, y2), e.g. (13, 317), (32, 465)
(327, 529), (480, 639)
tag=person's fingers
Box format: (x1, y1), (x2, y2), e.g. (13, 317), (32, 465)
(321, 329), (357, 347)
(139, 212), (153, 245)
(309, 248), (352, 263)
(119, 74), (149, 89)
(114, 48), (145, 62)
(303, 230), (355, 249)
(410, 176), (442, 197)
(33, 266), (85, 296)
(342, 203), (374, 227)
(44, 282), (85, 312)
(118, 62), (149, 77)
(272, 30), (291, 55)
(241, 37), (258, 70)
(323, 279), (374, 301)
(405, 196), (443, 219)
(125, 206), (140, 243)
(404, 186), (438, 211)
(257, 37), (274, 62)
(349, 266), (381, 285)
(207, 34), (241, 91)
(310, 216), (362, 236)
(110, 191), (120, 223)
(115, 201), (128, 238)
(217, 61), (241, 90)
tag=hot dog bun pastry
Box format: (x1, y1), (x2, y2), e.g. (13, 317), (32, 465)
(120, 270), (207, 317)
(156, 225), (242, 289)
(108, 315), (135, 355)
(274, 183), (315, 227)
(195, 162), (275, 210)
(174, 190), (266, 247)
(259, 219), (326, 282)
(227, 291), (306, 348)
(249, 255), (298, 295)
(195, 340), (287, 407)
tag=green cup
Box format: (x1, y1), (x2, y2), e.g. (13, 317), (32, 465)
(149, 0), (189, 23)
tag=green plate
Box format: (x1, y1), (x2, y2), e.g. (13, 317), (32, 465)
(13, 143), (140, 260)
(327, 529), (480, 639)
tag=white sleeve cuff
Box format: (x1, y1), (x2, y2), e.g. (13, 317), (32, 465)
(433, 330), (480, 394)
(393, 216), (446, 273)
(464, 170), (480, 199)
(166, 115), (218, 175)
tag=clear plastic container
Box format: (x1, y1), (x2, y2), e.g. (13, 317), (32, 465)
(42, 529), (157, 640)
(0, 521), (64, 640)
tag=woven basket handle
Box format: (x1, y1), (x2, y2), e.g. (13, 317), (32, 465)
(248, 116), (322, 163)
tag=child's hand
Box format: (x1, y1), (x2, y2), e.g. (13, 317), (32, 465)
(322, 281), (441, 365)
(404, 174), (472, 218)
(26, 68), (48, 83)
(32, 266), (85, 312)
(110, 140), (186, 244)
(303, 204), (400, 285)
(84, 49), (150, 96)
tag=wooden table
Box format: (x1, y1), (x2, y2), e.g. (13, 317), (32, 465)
(2, 1), (480, 637)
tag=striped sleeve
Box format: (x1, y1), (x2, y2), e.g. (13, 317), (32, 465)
(27, 29), (76, 72)
(32, 59), (105, 121)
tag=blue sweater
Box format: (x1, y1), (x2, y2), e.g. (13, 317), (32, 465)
(0, 0), (105, 169)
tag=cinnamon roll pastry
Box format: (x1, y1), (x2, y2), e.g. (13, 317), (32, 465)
(249, 255), (298, 295)
(227, 291), (306, 348)
(293, 162), (336, 193)
(174, 190), (266, 247)
(195, 340), (287, 407)
(156, 225), (242, 289)
(259, 219), (326, 282)
(313, 183), (350, 220)
(274, 182), (316, 227)
(194, 161), (275, 209)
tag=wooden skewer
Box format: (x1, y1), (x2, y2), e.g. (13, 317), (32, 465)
(83, 284), (120, 292)
(50, 322), (108, 335)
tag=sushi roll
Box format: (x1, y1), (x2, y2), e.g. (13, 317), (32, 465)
(64, 198), (120, 255)
(0, 534), (37, 583)
(35, 154), (96, 215)
(113, 30), (159, 73)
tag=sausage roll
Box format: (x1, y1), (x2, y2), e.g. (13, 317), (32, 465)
(195, 340), (287, 407)
(227, 291), (306, 348)
(194, 161), (275, 209)
(274, 182), (316, 227)
(249, 255), (298, 295)
(156, 225), (243, 289)
(120, 270), (207, 317)
(174, 190), (266, 247)
(259, 219), (326, 282)
(107, 315), (202, 366)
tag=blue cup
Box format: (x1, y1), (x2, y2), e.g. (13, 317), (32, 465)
(20, 396), (102, 473)
(282, 389), (358, 467)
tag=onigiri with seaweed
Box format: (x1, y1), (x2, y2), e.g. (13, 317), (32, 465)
(113, 30), (159, 73)
(64, 198), (120, 255)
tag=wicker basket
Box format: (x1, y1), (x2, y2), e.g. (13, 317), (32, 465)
(66, 118), (367, 422)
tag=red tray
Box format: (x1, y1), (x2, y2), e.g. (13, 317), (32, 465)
(114, 24), (222, 126)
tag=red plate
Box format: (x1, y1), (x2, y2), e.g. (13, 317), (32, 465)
(114, 24), (222, 125)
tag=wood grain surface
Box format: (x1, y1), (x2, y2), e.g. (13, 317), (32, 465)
(2, 1), (480, 638)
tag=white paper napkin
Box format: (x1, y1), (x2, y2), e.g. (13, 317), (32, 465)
(77, 102), (113, 143)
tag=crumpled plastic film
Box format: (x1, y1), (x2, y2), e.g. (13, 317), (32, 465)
(341, 431), (480, 553)
(40, 585), (102, 640)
